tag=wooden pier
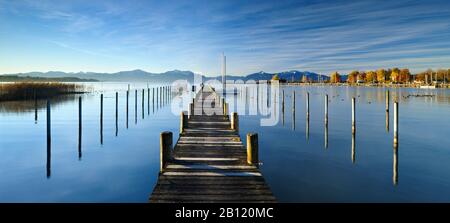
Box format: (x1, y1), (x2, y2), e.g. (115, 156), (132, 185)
(149, 86), (276, 203)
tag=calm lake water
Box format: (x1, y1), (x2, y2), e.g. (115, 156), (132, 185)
(0, 83), (449, 202)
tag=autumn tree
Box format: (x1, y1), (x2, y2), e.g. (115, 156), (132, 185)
(376, 69), (387, 83)
(301, 75), (308, 83)
(366, 71), (376, 83)
(391, 68), (400, 83)
(330, 71), (341, 83)
(399, 68), (411, 83)
(272, 74), (280, 81)
(437, 69), (447, 81)
(357, 72), (366, 82)
(347, 70), (359, 83)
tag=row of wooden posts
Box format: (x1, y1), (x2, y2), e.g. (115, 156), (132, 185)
(44, 85), (172, 178)
(278, 89), (399, 146)
(159, 86), (259, 172)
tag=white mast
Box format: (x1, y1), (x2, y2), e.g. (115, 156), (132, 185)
(221, 52), (226, 95)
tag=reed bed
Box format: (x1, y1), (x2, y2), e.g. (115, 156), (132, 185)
(0, 82), (84, 101)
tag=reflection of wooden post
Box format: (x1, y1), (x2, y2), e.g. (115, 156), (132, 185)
(160, 131), (173, 172)
(394, 102), (399, 146)
(46, 100), (51, 178)
(393, 144), (398, 185)
(246, 133), (259, 167)
(152, 88), (155, 113)
(231, 112), (239, 131)
(352, 97), (356, 134)
(352, 132), (356, 164)
(148, 88), (150, 115)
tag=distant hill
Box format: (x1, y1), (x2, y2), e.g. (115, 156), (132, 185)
(0, 75), (98, 82)
(2, 69), (326, 83)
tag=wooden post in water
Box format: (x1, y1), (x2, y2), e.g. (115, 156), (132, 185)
(152, 88), (155, 113)
(352, 97), (356, 134)
(126, 90), (129, 129)
(160, 131), (173, 172)
(46, 100), (51, 178)
(79, 97), (82, 159)
(231, 112), (239, 132)
(292, 91), (296, 130)
(394, 102), (399, 146)
(160, 86), (162, 107)
(135, 89), (137, 124)
(282, 90), (285, 113)
(385, 90), (389, 112)
(147, 88), (150, 115)
(100, 94), (103, 145)
(386, 90), (390, 132)
(115, 92), (118, 137)
(306, 92), (310, 119)
(142, 89), (145, 119)
(34, 90), (38, 123)
(324, 94), (328, 125)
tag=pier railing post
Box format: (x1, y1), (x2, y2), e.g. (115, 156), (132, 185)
(247, 133), (259, 167)
(180, 111), (187, 134)
(231, 112), (239, 131)
(160, 131), (173, 172)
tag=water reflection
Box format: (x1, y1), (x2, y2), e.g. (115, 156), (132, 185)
(46, 100), (51, 178)
(351, 133), (356, 164)
(393, 144), (399, 186)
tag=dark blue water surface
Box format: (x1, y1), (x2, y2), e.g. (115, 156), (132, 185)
(0, 83), (449, 202)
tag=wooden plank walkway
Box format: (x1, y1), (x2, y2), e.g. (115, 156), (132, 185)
(149, 86), (276, 203)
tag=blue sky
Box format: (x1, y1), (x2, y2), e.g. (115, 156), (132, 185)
(1, 0), (450, 76)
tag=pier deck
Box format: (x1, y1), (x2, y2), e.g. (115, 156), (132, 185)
(149, 86), (276, 203)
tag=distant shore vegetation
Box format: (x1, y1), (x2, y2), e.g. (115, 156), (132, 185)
(0, 82), (85, 102)
(329, 68), (449, 85)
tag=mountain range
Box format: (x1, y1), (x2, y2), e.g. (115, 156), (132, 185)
(1, 70), (328, 83)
